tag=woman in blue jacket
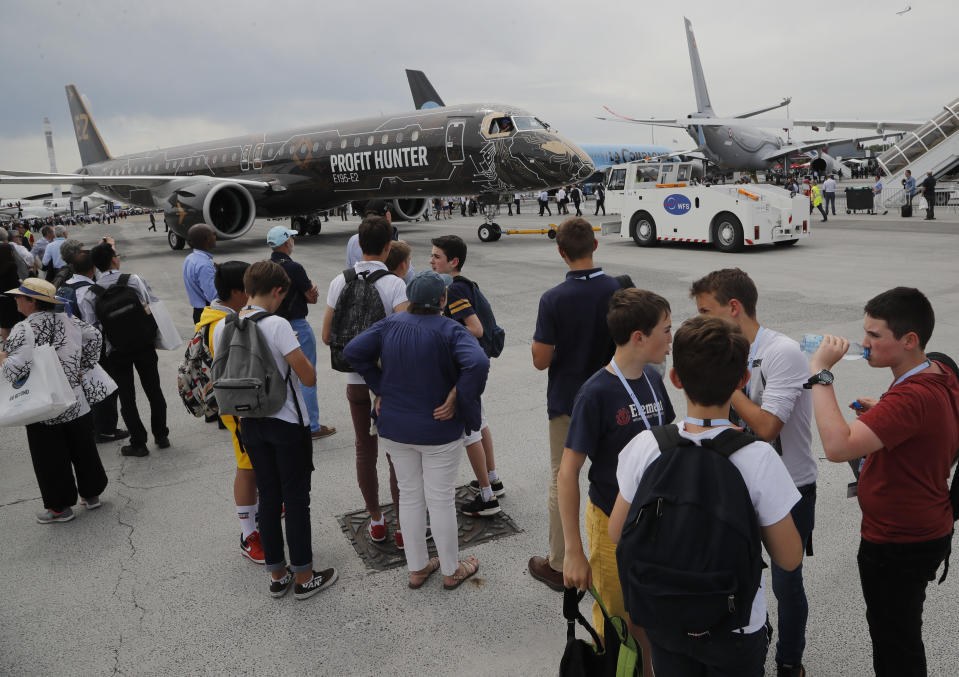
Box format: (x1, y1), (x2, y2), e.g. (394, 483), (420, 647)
(345, 270), (489, 589)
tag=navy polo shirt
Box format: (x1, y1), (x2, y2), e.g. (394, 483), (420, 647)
(270, 251), (311, 320)
(566, 366), (674, 515)
(533, 268), (621, 419)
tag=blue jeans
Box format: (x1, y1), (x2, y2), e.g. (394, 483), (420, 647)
(289, 318), (320, 433)
(771, 483), (816, 666)
(242, 417), (313, 574)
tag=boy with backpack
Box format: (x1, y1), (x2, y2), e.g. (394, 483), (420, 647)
(181, 260), (266, 565)
(557, 288), (673, 676)
(90, 241), (168, 458)
(212, 260), (337, 600)
(609, 315), (803, 676)
(322, 215), (409, 547)
(430, 234), (506, 517)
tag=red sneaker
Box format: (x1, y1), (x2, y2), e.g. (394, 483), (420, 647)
(394, 530), (404, 550)
(241, 531), (265, 564)
(368, 520), (387, 543)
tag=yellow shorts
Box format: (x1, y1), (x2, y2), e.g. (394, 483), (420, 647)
(220, 414), (252, 470)
(585, 499), (626, 638)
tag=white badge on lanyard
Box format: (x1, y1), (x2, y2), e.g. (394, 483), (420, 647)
(610, 359), (662, 430)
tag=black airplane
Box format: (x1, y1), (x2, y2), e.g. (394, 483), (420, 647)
(1, 84), (593, 249)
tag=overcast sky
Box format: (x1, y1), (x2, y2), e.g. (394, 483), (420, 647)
(1, 0), (955, 180)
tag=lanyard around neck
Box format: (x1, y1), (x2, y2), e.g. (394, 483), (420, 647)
(610, 359), (662, 430)
(892, 360), (931, 388)
(684, 417), (732, 428)
(572, 270), (604, 281)
(241, 304), (267, 314)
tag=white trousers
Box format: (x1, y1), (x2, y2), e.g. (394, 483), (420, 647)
(381, 437), (462, 576)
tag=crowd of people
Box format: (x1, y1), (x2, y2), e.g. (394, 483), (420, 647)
(1, 204), (956, 675)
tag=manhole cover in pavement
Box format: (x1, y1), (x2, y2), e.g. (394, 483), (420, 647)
(337, 485), (522, 572)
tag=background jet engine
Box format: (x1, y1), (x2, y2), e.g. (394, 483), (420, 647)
(350, 198), (429, 221)
(808, 150), (844, 176)
(164, 179), (257, 243)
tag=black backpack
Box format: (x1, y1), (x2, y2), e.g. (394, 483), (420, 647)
(617, 424), (762, 635)
(94, 274), (158, 352)
(329, 268), (393, 372)
(57, 279), (101, 319)
(452, 275), (505, 358)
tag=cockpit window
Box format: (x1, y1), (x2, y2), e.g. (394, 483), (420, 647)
(512, 116), (548, 131)
(487, 116), (515, 135)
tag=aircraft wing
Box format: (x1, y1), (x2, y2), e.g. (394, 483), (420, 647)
(760, 132), (893, 162)
(597, 107), (688, 128)
(599, 111), (921, 134)
(0, 171), (276, 190)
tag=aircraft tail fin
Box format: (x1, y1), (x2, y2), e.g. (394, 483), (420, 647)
(65, 84), (112, 166)
(405, 69), (445, 109)
(684, 18), (714, 115)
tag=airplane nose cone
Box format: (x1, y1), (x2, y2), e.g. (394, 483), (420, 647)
(539, 134), (594, 184)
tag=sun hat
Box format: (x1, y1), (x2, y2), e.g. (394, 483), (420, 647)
(4, 278), (64, 304)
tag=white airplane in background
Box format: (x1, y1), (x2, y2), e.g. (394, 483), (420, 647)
(599, 18), (920, 174)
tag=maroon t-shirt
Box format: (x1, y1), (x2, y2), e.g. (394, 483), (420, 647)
(857, 362), (959, 543)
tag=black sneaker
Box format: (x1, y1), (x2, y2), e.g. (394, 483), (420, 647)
(156, 437), (171, 449)
(460, 495), (502, 517)
(294, 568), (338, 600)
(96, 429), (130, 443)
(776, 663), (806, 677)
(120, 444), (149, 457)
(269, 567), (294, 598)
(467, 479), (505, 497)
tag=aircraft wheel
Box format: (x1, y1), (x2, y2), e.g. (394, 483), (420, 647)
(630, 211), (657, 247)
(291, 216), (307, 233)
(168, 231), (186, 250)
(478, 224), (494, 242)
(713, 213), (744, 253)
(547, 228), (557, 240)
(491, 223), (502, 241)
(774, 239), (799, 247)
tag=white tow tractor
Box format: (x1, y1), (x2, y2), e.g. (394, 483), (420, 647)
(603, 161), (810, 252)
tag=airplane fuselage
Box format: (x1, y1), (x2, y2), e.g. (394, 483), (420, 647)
(76, 103), (592, 226)
(688, 123), (784, 172)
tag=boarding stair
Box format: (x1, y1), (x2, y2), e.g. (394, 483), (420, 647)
(876, 97), (959, 206)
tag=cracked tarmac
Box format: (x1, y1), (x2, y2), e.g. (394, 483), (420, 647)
(1, 211), (958, 676)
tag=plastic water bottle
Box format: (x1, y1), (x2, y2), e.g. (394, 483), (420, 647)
(800, 334), (870, 360)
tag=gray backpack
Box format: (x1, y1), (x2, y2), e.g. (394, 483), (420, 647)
(211, 311), (291, 418)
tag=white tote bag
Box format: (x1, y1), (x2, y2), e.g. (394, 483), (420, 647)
(0, 321), (77, 427)
(81, 363), (118, 404)
(150, 300), (182, 351)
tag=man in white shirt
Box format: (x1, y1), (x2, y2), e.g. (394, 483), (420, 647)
(323, 215), (409, 547)
(556, 187), (568, 214)
(822, 174), (837, 216)
(872, 175), (887, 215)
(538, 189), (551, 216)
(690, 268), (816, 677)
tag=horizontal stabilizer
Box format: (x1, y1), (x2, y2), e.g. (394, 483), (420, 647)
(598, 106), (686, 128)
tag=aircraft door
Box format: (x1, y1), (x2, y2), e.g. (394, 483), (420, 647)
(240, 145), (251, 171)
(252, 143), (264, 170)
(445, 118), (467, 165)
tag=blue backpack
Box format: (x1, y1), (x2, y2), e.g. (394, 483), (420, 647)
(453, 275), (505, 358)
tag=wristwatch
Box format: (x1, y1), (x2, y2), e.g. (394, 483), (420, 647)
(803, 369), (835, 389)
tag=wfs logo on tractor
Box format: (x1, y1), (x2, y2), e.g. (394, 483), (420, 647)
(663, 193), (692, 215)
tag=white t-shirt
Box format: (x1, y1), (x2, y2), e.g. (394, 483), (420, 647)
(345, 233), (362, 268)
(745, 328), (817, 487)
(326, 260), (408, 385)
(616, 423), (800, 634)
(212, 311), (307, 425)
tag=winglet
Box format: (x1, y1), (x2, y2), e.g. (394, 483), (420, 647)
(65, 84), (112, 166)
(405, 69), (445, 110)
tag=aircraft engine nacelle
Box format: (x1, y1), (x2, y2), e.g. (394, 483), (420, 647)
(164, 180), (257, 240)
(808, 151), (844, 176)
(350, 198), (429, 221)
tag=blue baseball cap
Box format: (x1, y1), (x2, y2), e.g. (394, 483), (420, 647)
(407, 270), (453, 311)
(266, 226), (298, 247)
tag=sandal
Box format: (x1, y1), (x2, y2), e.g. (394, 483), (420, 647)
(443, 557), (479, 590)
(408, 557), (440, 589)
